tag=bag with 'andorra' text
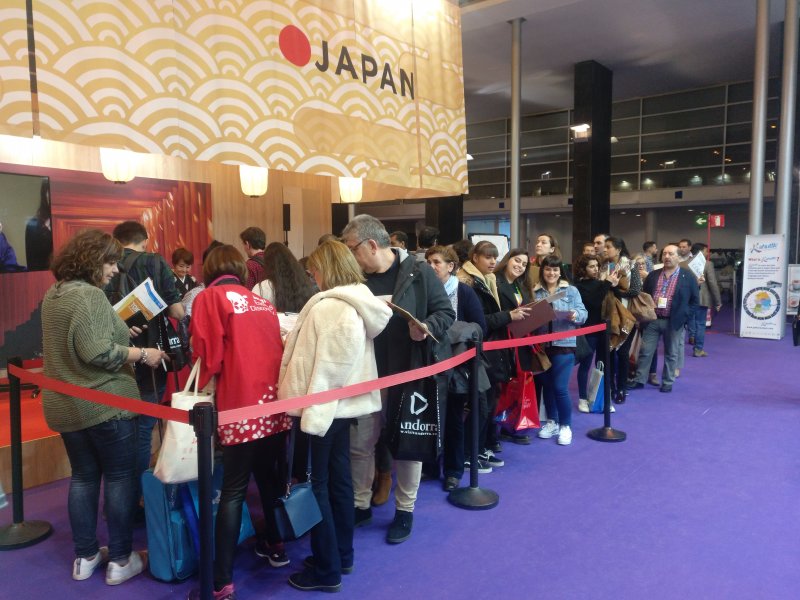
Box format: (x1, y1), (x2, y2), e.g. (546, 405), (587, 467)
(387, 377), (442, 463)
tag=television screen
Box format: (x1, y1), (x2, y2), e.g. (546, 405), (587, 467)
(0, 172), (53, 273)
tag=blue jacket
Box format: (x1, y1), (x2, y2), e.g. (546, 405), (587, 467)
(643, 266), (699, 331)
(532, 281), (588, 348)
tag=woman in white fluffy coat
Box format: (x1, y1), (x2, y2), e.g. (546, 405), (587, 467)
(279, 240), (391, 592)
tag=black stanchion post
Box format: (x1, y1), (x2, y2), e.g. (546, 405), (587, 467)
(191, 401), (216, 600)
(0, 357), (53, 550)
(448, 341), (499, 510)
(587, 322), (627, 443)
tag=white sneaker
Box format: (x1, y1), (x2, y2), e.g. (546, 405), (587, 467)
(557, 425), (573, 445)
(578, 399), (589, 413)
(106, 550), (147, 585)
(72, 546), (109, 580)
(537, 420), (559, 439)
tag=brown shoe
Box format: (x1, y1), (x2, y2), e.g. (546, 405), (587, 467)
(371, 471), (392, 506)
(693, 349), (708, 357)
(648, 374), (660, 386)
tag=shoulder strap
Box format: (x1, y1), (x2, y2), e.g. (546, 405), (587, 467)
(251, 254), (265, 268)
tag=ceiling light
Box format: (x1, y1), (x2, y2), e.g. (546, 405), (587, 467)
(570, 123), (590, 141)
(339, 176), (363, 203)
(239, 164), (269, 197)
(100, 147), (137, 183)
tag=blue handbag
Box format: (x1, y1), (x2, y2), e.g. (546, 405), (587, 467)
(273, 420), (322, 540)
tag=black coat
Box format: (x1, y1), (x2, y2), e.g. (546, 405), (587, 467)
(458, 266), (512, 384)
(496, 276), (533, 372)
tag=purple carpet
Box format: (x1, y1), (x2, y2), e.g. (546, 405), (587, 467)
(2, 307), (799, 599)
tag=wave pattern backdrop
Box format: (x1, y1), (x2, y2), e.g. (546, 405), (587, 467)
(12, 0), (467, 193)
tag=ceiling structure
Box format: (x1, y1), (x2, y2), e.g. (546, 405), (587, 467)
(460, 0), (790, 123)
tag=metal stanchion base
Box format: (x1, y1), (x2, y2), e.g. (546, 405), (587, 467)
(587, 427), (627, 442)
(0, 520), (53, 550)
(447, 486), (499, 510)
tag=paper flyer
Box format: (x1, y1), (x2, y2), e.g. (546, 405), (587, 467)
(386, 301), (441, 344)
(113, 277), (167, 328)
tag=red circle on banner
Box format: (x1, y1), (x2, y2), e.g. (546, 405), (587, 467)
(279, 25), (311, 67)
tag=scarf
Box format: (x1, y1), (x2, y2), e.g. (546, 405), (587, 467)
(444, 274), (459, 313)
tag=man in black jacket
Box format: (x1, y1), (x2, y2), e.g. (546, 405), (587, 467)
(342, 215), (454, 544)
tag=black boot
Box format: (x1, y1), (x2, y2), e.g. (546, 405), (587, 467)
(386, 510), (413, 544)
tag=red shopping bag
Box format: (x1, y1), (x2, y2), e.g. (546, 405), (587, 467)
(496, 348), (540, 431)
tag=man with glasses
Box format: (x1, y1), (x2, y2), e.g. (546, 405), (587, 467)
(342, 215), (454, 545)
(627, 244), (698, 393)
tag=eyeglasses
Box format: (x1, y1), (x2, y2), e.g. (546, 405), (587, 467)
(347, 239), (367, 253)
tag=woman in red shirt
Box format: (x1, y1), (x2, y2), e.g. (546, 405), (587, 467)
(189, 245), (291, 600)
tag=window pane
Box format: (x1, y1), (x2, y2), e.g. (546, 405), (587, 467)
(520, 162), (568, 181)
(724, 143), (750, 164)
(611, 155), (640, 173)
(611, 174), (638, 191)
(640, 167), (723, 189)
(520, 145), (568, 164)
(467, 120), (506, 138)
(613, 99), (640, 119)
(641, 147), (723, 170)
(466, 183), (505, 199)
(612, 118), (640, 137)
(726, 123), (751, 144)
(767, 98), (781, 119)
(468, 135), (506, 154)
(521, 111), (569, 131)
(642, 107), (725, 133)
(642, 87), (726, 115)
(728, 82), (752, 103)
(727, 102), (752, 124)
(611, 137), (639, 156)
(468, 167), (506, 186)
(521, 129), (568, 147)
(522, 179), (568, 197)
(468, 151), (507, 170)
(641, 127), (724, 152)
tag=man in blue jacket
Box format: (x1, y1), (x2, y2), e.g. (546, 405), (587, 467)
(627, 244), (699, 393)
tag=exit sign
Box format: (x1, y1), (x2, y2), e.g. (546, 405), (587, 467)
(709, 213), (725, 227)
(693, 214), (708, 227)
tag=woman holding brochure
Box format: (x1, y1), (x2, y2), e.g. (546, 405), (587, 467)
(41, 229), (164, 585)
(533, 255), (587, 446)
(457, 241), (529, 466)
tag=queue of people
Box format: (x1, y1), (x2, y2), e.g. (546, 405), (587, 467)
(40, 220), (711, 598)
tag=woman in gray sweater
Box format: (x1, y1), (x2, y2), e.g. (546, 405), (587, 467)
(42, 229), (165, 586)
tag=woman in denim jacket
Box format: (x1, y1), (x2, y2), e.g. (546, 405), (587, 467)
(532, 255), (587, 446)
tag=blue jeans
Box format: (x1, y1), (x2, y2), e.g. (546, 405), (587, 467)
(214, 433), (287, 589)
(692, 306), (709, 350)
(309, 418), (353, 584)
(541, 351), (574, 427)
(60, 417), (137, 562)
(576, 335), (599, 399)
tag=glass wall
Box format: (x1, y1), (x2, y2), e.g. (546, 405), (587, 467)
(466, 79), (781, 199)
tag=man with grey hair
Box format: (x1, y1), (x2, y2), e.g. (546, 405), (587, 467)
(342, 214), (454, 544)
(627, 244), (698, 393)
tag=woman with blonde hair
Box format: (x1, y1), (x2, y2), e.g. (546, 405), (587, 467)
(279, 240), (391, 593)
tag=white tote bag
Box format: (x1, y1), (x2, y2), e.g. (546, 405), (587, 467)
(587, 361), (605, 413)
(153, 358), (214, 484)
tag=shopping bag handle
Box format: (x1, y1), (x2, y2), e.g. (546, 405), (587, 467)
(183, 358), (202, 396)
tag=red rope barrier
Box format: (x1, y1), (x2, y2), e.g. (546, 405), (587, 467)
(7, 364), (189, 423)
(7, 322), (606, 425)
